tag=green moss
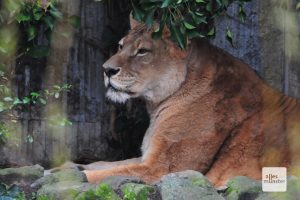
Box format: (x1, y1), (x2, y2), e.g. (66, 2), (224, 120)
(121, 183), (154, 200)
(190, 176), (211, 187)
(225, 176), (261, 200)
(75, 183), (120, 200)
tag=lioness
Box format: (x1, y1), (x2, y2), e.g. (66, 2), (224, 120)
(82, 19), (300, 187)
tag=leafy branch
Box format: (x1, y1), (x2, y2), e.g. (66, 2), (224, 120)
(130, 0), (252, 48)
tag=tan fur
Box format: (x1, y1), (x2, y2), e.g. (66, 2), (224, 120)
(84, 21), (300, 187)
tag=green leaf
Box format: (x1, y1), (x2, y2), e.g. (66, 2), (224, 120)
(13, 98), (22, 106)
(145, 9), (155, 28)
(195, 12), (204, 16)
(187, 30), (204, 39)
(132, 3), (145, 21)
(297, 2), (300, 10)
(239, 5), (246, 22)
(207, 27), (215, 36)
(15, 13), (31, 23)
(53, 85), (61, 90)
(54, 92), (60, 98)
(183, 21), (196, 30)
(226, 28), (234, 47)
(0, 102), (5, 112)
(39, 98), (47, 105)
(43, 16), (55, 30)
(30, 92), (40, 98)
(161, 0), (172, 8)
(152, 26), (163, 39)
(169, 22), (186, 49)
(68, 15), (81, 29)
(26, 26), (37, 41)
(26, 135), (34, 144)
(180, 23), (186, 34)
(196, 0), (205, 3)
(33, 10), (43, 20)
(3, 97), (13, 102)
(28, 45), (50, 58)
(206, 1), (213, 12)
(49, 7), (63, 19)
(22, 97), (30, 104)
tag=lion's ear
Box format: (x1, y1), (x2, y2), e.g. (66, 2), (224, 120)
(130, 13), (140, 29)
(162, 26), (171, 38)
(153, 22), (171, 38)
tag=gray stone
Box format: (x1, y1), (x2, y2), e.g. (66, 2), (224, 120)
(157, 170), (224, 200)
(37, 181), (95, 200)
(102, 176), (143, 191)
(31, 169), (87, 189)
(34, 169), (93, 200)
(224, 176), (261, 200)
(256, 176), (300, 200)
(0, 165), (44, 185)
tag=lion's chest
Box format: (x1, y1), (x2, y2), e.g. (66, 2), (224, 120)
(141, 118), (156, 161)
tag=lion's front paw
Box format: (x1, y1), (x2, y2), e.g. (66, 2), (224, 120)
(84, 170), (109, 184)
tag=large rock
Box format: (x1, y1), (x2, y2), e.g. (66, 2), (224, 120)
(31, 169), (87, 188)
(101, 176), (143, 192)
(0, 165), (44, 185)
(256, 176), (300, 200)
(0, 165), (44, 198)
(156, 170), (224, 200)
(35, 169), (93, 200)
(38, 181), (95, 200)
(224, 176), (261, 200)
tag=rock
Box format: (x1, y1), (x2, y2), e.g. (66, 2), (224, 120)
(37, 181), (95, 200)
(101, 176), (143, 193)
(256, 176), (300, 200)
(31, 169), (87, 189)
(121, 183), (161, 200)
(0, 165), (44, 185)
(224, 176), (261, 200)
(0, 165), (44, 198)
(156, 170), (224, 200)
(33, 169), (91, 200)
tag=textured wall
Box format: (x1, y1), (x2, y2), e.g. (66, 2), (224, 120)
(213, 0), (300, 97)
(1, 0), (135, 168)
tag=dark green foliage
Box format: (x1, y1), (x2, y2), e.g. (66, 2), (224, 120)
(15, 0), (79, 58)
(77, 183), (153, 200)
(0, 0), (80, 59)
(76, 184), (120, 200)
(131, 0), (252, 48)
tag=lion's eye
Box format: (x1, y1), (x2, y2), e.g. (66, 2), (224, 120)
(118, 44), (123, 51)
(136, 48), (151, 56)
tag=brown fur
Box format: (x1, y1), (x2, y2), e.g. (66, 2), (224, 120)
(83, 21), (300, 187)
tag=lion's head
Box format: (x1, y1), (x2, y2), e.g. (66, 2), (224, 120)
(103, 19), (188, 104)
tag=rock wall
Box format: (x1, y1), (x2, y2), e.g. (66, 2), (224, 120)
(213, 0), (300, 97)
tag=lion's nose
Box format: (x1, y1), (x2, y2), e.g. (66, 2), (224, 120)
(104, 68), (120, 78)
